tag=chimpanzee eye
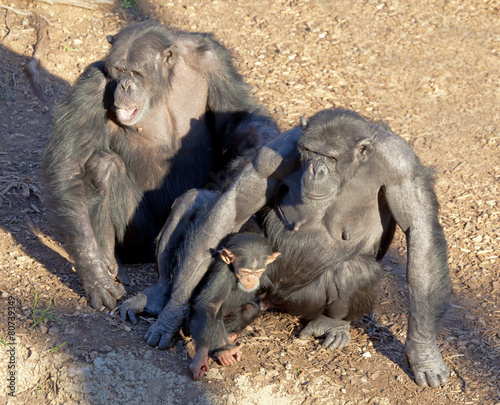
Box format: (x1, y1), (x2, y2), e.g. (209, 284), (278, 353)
(115, 67), (125, 72)
(132, 71), (142, 77)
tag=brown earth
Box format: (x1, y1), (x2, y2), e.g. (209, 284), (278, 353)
(0, 0), (498, 404)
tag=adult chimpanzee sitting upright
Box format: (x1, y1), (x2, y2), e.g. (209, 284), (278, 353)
(41, 22), (277, 310)
(123, 108), (451, 388)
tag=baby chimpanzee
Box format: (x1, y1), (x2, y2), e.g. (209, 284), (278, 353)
(189, 232), (280, 380)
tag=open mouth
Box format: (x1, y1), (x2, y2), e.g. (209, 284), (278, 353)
(116, 107), (139, 125)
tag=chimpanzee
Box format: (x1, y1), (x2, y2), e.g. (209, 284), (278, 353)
(123, 108), (451, 388)
(41, 22), (277, 310)
(188, 232), (280, 380)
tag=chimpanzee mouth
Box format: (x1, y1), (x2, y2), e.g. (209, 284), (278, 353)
(116, 107), (139, 124)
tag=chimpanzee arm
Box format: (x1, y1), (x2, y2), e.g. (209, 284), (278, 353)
(42, 63), (125, 309)
(382, 137), (450, 388)
(189, 275), (228, 381)
(120, 189), (220, 323)
(190, 270), (230, 351)
(145, 127), (302, 349)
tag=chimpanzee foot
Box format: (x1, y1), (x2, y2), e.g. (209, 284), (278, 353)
(213, 345), (241, 366)
(120, 283), (169, 324)
(299, 315), (351, 350)
(405, 338), (449, 388)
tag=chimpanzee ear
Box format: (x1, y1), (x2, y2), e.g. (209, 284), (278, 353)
(220, 248), (234, 265)
(266, 252), (281, 265)
(106, 35), (115, 45)
(300, 116), (308, 130)
(162, 45), (178, 68)
(356, 138), (374, 163)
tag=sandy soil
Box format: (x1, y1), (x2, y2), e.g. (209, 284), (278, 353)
(0, 0), (498, 404)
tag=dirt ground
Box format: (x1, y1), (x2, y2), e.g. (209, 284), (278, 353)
(0, 0), (498, 404)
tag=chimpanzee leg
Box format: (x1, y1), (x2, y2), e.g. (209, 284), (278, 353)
(86, 152), (142, 283)
(223, 302), (261, 334)
(299, 257), (380, 350)
(120, 189), (220, 323)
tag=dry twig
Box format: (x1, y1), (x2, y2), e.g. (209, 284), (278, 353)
(33, 0), (113, 10)
(1, 9), (11, 43)
(0, 5), (32, 16)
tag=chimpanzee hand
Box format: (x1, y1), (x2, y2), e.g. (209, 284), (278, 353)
(405, 338), (449, 388)
(144, 300), (188, 349)
(299, 315), (351, 350)
(76, 249), (125, 310)
(120, 283), (170, 324)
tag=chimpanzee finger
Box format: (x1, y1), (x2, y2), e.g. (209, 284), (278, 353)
(120, 301), (133, 323)
(100, 289), (117, 310)
(128, 309), (138, 325)
(413, 371), (429, 388)
(88, 291), (104, 311)
(337, 332), (351, 350)
(298, 325), (315, 340)
(145, 329), (160, 346)
(426, 372), (442, 389)
(322, 333), (341, 350)
(109, 282), (125, 300)
(157, 330), (178, 350)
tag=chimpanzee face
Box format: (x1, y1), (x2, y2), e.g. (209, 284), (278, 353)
(220, 234), (280, 292)
(298, 110), (374, 206)
(105, 32), (177, 127)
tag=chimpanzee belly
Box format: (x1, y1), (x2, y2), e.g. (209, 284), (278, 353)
(261, 204), (382, 320)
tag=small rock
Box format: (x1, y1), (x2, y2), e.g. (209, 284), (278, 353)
(40, 324), (48, 334)
(205, 367), (223, 380)
(227, 393), (236, 405)
(48, 327), (60, 336)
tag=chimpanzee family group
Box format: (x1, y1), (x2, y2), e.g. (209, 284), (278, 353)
(42, 22), (450, 387)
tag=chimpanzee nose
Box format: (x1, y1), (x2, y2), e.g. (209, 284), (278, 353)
(120, 78), (136, 92)
(308, 161), (328, 180)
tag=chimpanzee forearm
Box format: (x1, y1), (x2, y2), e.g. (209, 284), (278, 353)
(383, 149), (450, 387)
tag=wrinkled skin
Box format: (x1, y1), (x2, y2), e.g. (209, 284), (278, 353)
(124, 108), (450, 388)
